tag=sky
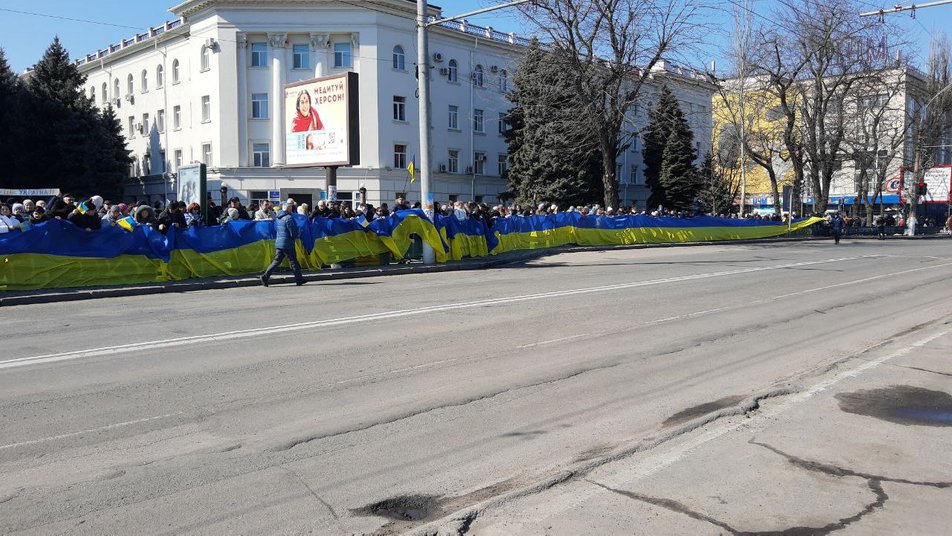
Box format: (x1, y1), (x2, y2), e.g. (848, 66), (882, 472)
(0, 1), (949, 74)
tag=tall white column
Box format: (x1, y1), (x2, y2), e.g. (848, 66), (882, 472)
(310, 33), (328, 78)
(236, 33), (249, 167)
(269, 33), (287, 167)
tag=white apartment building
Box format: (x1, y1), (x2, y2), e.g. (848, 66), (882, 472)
(76, 0), (714, 209)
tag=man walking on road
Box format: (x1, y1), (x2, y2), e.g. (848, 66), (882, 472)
(831, 212), (845, 245)
(261, 200), (305, 287)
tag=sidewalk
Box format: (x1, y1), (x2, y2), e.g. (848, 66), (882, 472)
(422, 319), (952, 535)
(2, 234), (947, 307)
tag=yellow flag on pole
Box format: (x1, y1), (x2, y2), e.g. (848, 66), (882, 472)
(408, 157), (415, 183)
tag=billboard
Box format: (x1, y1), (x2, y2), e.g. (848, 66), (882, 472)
(921, 165), (952, 203)
(285, 72), (360, 167)
(177, 163), (207, 217)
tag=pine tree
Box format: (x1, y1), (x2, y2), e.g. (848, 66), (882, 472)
(643, 86), (699, 211)
(643, 86), (679, 208)
(16, 37), (126, 196)
(85, 105), (132, 200)
(0, 49), (22, 186)
(695, 152), (735, 215)
(505, 39), (603, 207)
(28, 37), (89, 110)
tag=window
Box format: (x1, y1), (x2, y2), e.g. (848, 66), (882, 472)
(497, 154), (508, 176)
(143, 154), (151, 176)
(201, 96), (211, 123)
(473, 64), (484, 87)
(173, 105), (181, 130)
(393, 144), (407, 169)
(156, 65), (164, 88)
(141, 69), (148, 92)
(101, 83), (107, 103)
(251, 93), (269, 119)
(142, 113), (150, 134)
(202, 143), (212, 165)
(251, 43), (268, 67)
(499, 70), (508, 92)
(89, 86), (96, 102)
(473, 108), (484, 133)
(448, 105), (459, 129)
(447, 59), (458, 82)
(128, 116), (135, 137)
(252, 143), (270, 167)
(498, 112), (508, 134)
(200, 46), (211, 72)
(474, 151), (486, 175)
(392, 45), (405, 70)
(127, 74), (134, 95)
(630, 164), (639, 184)
(113, 79), (120, 99)
(334, 42), (352, 68)
(172, 59), (180, 83)
(293, 44), (309, 69)
(174, 149), (183, 171)
(159, 150), (166, 174)
(393, 96), (406, 121)
(157, 109), (165, 133)
(448, 150), (459, 173)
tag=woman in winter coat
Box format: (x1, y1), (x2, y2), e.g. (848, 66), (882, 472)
(184, 203), (204, 227)
(133, 205), (156, 226)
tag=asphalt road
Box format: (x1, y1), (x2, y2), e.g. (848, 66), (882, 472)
(1, 239), (951, 535)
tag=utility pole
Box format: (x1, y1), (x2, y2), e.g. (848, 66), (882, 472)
(416, 0), (531, 264)
(417, 0), (435, 264)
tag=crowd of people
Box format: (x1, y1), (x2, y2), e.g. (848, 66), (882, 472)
(2, 194), (797, 236)
(10, 192), (949, 240)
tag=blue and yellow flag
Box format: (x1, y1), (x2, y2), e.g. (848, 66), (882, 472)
(117, 216), (137, 232)
(76, 201), (94, 215)
(408, 157), (415, 184)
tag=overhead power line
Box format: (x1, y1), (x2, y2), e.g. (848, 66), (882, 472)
(861, 0), (952, 18)
(0, 7), (146, 30)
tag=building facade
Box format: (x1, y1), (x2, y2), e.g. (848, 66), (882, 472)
(76, 0), (714, 209)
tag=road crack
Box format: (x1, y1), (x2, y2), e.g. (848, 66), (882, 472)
(750, 439), (952, 489)
(585, 476), (887, 535)
(276, 466), (339, 519)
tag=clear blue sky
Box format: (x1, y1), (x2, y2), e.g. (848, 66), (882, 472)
(0, 1), (947, 74)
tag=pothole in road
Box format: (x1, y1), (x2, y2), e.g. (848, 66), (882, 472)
(351, 494), (438, 522)
(663, 395), (745, 427)
(836, 385), (952, 427)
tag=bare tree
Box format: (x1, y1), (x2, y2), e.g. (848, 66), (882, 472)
(522, 0), (707, 208)
(840, 71), (907, 224)
(908, 34), (952, 215)
(750, 0), (892, 213)
(715, 81), (790, 215)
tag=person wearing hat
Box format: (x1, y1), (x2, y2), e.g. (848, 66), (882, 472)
(157, 201), (187, 234)
(67, 197), (103, 231)
(261, 200), (305, 286)
(224, 197), (251, 221)
(133, 205), (156, 226)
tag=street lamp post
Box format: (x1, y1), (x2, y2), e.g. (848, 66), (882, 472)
(416, 0), (531, 264)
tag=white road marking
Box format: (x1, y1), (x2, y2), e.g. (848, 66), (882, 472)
(0, 412), (184, 451)
(771, 261), (952, 300)
(0, 255), (880, 371)
(517, 334), (592, 349)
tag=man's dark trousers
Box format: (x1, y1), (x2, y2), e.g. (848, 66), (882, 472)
(263, 248), (304, 285)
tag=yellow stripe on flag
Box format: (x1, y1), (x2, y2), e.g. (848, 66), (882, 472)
(408, 159), (415, 183)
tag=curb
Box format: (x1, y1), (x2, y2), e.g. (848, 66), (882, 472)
(2, 234), (946, 306)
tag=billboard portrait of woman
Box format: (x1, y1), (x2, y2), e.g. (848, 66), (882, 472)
(291, 89), (324, 132)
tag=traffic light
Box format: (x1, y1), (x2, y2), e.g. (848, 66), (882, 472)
(918, 182), (927, 197)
